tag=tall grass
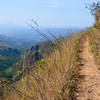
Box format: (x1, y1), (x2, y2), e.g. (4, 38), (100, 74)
(2, 33), (81, 100)
(88, 27), (100, 69)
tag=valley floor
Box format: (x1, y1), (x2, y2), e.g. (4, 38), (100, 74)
(76, 35), (100, 100)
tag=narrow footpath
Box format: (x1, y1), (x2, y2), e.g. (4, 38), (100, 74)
(76, 36), (100, 100)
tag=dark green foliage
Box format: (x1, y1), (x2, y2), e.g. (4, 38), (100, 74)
(0, 47), (21, 80)
(22, 41), (52, 67)
(86, 1), (100, 15)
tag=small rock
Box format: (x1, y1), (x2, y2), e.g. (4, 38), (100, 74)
(88, 90), (92, 93)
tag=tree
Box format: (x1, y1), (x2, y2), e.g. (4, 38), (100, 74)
(86, 1), (100, 26)
(86, 0), (100, 15)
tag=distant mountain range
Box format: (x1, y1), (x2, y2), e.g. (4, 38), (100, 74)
(0, 34), (35, 50)
(0, 23), (82, 43)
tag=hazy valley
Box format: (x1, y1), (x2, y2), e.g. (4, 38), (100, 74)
(0, 24), (81, 81)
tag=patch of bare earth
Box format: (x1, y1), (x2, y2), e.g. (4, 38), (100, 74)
(76, 36), (100, 100)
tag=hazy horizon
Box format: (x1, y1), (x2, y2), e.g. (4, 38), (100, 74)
(0, 0), (97, 28)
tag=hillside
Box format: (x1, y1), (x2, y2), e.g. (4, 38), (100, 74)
(1, 27), (100, 100)
(1, 9), (100, 100)
(22, 41), (52, 67)
(0, 33), (81, 100)
(0, 45), (21, 79)
(0, 35), (53, 80)
(0, 28), (99, 100)
(0, 34), (34, 49)
(0, 34), (33, 80)
(1, 0), (100, 100)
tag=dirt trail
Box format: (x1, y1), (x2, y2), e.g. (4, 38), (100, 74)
(76, 36), (100, 100)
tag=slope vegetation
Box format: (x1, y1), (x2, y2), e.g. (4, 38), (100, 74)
(88, 27), (100, 69)
(1, 28), (100, 100)
(1, 34), (82, 100)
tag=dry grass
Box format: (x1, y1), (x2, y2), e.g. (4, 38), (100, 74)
(2, 34), (82, 100)
(88, 27), (100, 69)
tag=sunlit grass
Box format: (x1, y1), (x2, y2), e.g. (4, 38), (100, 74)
(2, 33), (82, 100)
(88, 27), (100, 68)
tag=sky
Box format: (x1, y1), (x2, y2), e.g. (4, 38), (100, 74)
(0, 0), (98, 28)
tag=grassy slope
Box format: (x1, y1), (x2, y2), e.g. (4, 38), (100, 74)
(88, 27), (100, 70)
(1, 33), (82, 100)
